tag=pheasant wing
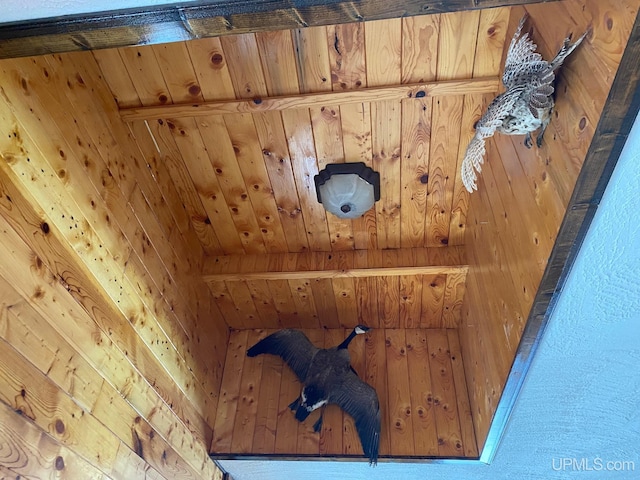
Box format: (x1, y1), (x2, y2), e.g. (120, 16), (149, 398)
(329, 371), (381, 465)
(247, 329), (318, 381)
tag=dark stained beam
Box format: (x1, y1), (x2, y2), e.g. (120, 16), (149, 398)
(0, 0), (558, 59)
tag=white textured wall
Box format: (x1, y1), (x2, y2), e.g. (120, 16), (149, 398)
(0, 0), (191, 23)
(219, 113), (640, 479)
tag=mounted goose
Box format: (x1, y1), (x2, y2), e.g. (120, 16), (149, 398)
(247, 325), (380, 465)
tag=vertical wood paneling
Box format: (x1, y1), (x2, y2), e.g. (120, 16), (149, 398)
(366, 19), (403, 250)
(97, 14), (488, 260)
(198, 114), (267, 254)
(427, 11), (480, 247)
(313, 23), (360, 251)
(400, 15), (439, 248)
(2, 2), (632, 474)
(385, 329), (415, 455)
(170, 116), (247, 254)
(256, 30), (300, 96)
(212, 330), (248, 453)
(281, 108), (332, 251)
(449, 94), (487, 246)
(221, 33), (269, 99)
(340, 101), (377, 249)
(223, 113), (289, 253)
(231, 329), (266, 453)
(427, 94), (464, 247)
(399, 249), (423, 328)
(436, 11), (481, 81)
(328, 251), (358, 328)
(292, 26), (332, 94)
(246, 275), (282, 329)
(405, 329), (439, 456)
(371, 96), (403, 250)
(353, 250), (380, 328)
(310, 104), (355, 250)
(218, 328), (472, 459)
(203, 247), (467, 329)
(270, 254), (302, 329)
(149, 60), (238, 246)
(447, 329), (478, 456)
(327, 22), (375, 251)
(219, 37), (295, 254)
(152, 42), (205, 103)
(290, 254), (320, 329)
(376, 250), (401, 328)
(426, 329), (464, 456)
(327, 23), (367, 91)
(252, 329), (282, 453)
(186, 37), (236, 101)
(442, 272), (468, 329)
(253, 110), (310, 253)
(309, 252), (341, 328)
(139, 117), (224, 256)
(421, 274), (447, 328)
(273, 348), (300, 454)
(450, 8), (510, 246)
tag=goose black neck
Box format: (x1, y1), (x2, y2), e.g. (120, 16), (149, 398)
(337, 329), (358, 349)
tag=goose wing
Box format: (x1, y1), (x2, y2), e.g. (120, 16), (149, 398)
(329, 371), (381, 465)
(247, 329), (319, 382)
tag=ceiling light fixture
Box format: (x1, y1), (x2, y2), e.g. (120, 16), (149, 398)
(314, 162), (380, 219)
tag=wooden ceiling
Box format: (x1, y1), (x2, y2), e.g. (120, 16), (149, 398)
(0, 0), (639, 476)
(93, 9), (510, 257)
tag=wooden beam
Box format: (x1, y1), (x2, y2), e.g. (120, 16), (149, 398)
(0, 1), (561, 59)
(202, 247), (468, 283)
(119, 77), (500, 121)
(204, 265), (469, 282)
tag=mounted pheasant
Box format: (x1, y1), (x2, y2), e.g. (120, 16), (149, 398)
(460, 14), (588, 192)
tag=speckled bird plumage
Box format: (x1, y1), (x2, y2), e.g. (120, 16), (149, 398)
(461, 15), (588, 192)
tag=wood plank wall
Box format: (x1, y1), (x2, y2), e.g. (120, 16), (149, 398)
(0, 52), (228, 478)
(90, 8), (510, 256)
(211, 328), (477, 460)
(202, 247), (468, 329)
(459, 0), (640, 450)
(0, 2), (635, 474)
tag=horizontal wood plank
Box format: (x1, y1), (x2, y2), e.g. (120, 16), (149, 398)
(203, 247), (467, 281)
(204, 264), (468, 281)
(119, 77), (499, 120)
(0, 402), (108, 479)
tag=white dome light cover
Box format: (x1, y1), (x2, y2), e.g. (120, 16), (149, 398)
(314, 163), (381, 219)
